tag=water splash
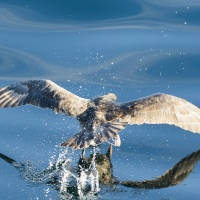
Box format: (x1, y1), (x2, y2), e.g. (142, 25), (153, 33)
(77, 153), (100, 199)
(58, 149), (100, 199)
(10, 148), (100, 199)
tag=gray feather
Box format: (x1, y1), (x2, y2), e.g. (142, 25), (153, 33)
(0, 80), (89, 117)
(118, 93), (200, 134)
(1, 80), (200, 150)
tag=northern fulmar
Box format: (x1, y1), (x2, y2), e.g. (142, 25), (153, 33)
(0, 79), (200, 150)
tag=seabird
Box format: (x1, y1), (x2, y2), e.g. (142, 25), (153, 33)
(0, 79), (200, 149)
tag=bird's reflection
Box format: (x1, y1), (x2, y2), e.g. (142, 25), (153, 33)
(121, 149), (200, 189)
(1, 147), (200, 199)
(78, 145), (117, 186)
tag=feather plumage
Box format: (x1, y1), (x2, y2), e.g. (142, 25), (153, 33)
(1, 80), (200, 149)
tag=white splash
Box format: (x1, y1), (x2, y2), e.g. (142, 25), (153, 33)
(11, 147), (100, 199)
(56, 149), (100, 199)
(77, 153), (100, 199)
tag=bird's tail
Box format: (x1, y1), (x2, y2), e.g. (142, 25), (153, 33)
(61, 122), (127, 150)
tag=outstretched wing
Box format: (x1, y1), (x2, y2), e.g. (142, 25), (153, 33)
(118, 93), (200, 133)
(0, 80), (89, 116)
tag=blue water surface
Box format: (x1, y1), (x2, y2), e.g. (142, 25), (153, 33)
(0, 0), (200, 199)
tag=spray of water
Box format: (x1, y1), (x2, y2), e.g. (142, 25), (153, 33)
(3, 147), (100, 199)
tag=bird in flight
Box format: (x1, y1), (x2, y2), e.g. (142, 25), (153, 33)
(0, 79), (200, 150)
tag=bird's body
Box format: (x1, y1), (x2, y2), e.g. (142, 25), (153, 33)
(0, 79), (200, 149)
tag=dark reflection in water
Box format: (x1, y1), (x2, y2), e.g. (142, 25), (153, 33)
(121, 149), (200, 189)
(78, 145), (116, 186)
(1, 145), (200, 199)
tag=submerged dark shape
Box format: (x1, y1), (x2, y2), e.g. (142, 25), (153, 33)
(1, 147), (200, 194)
(0, 79), (200, 149)
(0, 146), (114, 199)
(121, 149), (200, 189)
(78, 145), (116, 185)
